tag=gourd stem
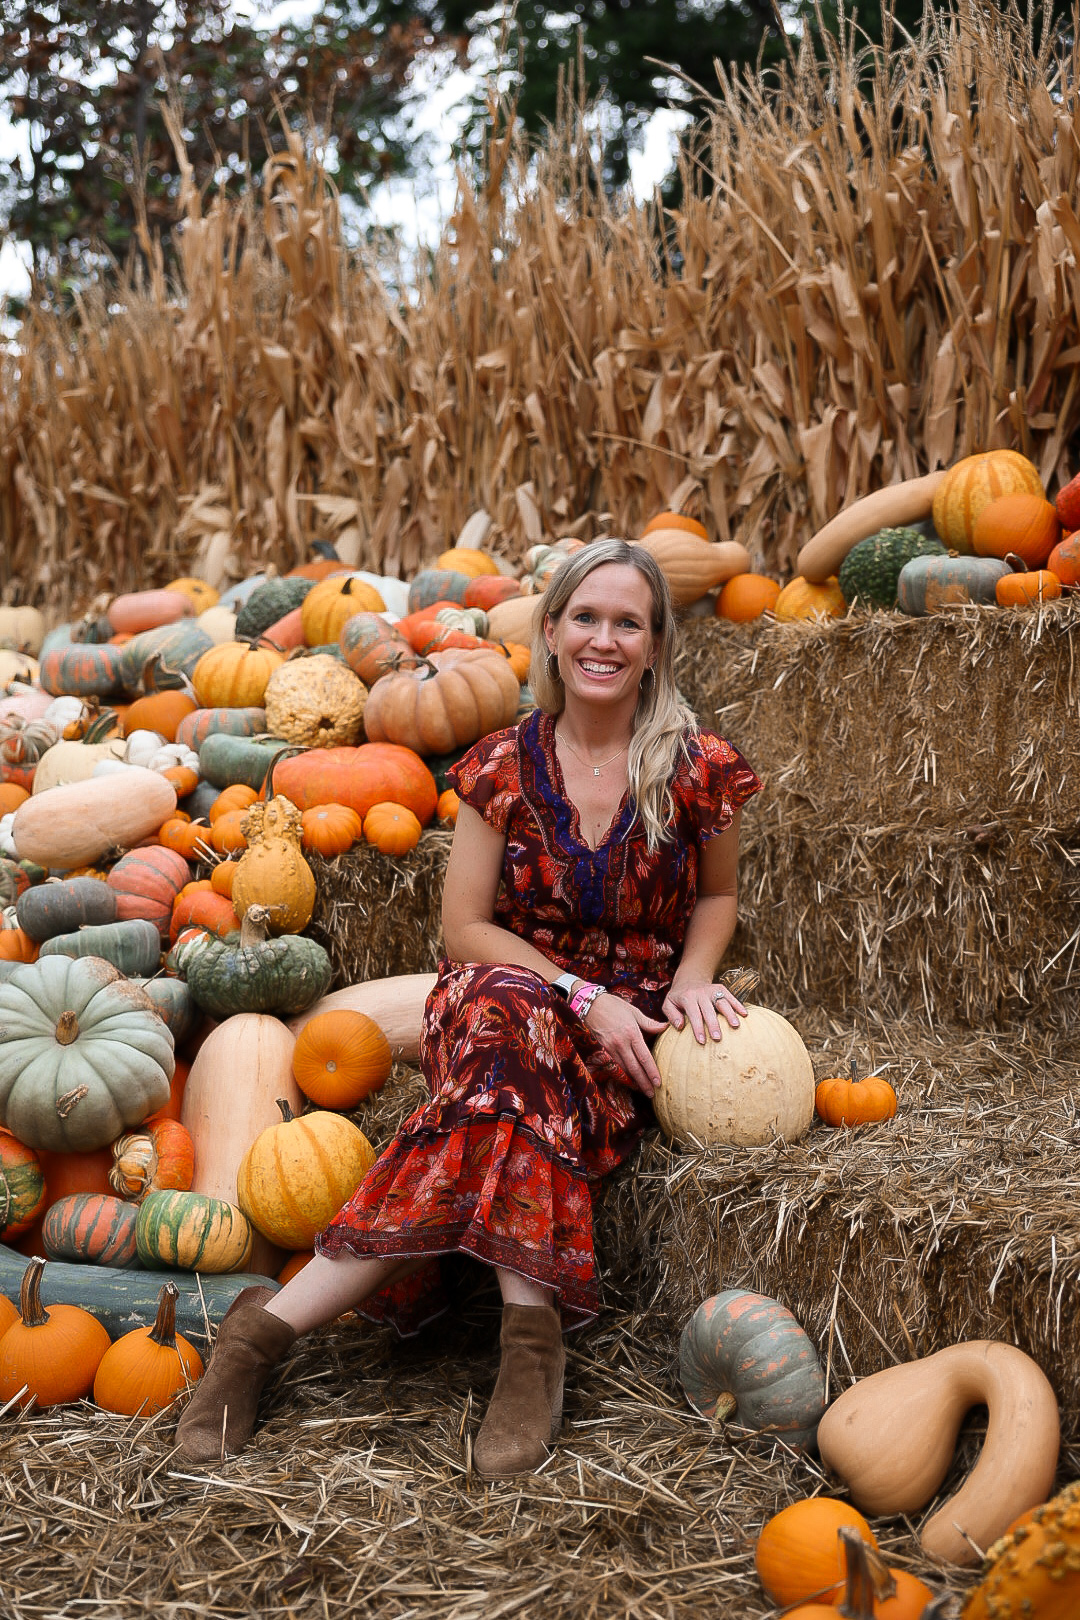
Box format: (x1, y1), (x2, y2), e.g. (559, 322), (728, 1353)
(18, 1256), (50, 1329)
(239, 906), (272, 949)
(849, 1058), (858, 1086)
(55, 1010), (80, 1046)
(836, 1527), (896, 1620)
(276, 1097), (296, 1125)
(148, 1282), (180, 1349)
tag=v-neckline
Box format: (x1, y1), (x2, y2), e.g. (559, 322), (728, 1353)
(542, 715), (632, 854)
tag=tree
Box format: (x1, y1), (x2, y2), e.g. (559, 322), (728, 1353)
(0, 0), (439, 279)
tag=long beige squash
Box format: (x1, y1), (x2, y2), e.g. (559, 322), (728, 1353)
(288, 972), (437, 1062)
(796, 472), (947, 583)
(816, 1341), (1059, 1566)
(181, 1012), (302, 1277)
(632, 533), (751, 606)
(13, 766), (177, 867)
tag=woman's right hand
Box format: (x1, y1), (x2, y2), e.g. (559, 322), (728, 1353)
(583, 993), (666, 1098)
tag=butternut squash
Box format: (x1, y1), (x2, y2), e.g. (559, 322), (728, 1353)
(631, 533), (751, 605)
(796, 472), (947, 583)
(287, 971), (436, 1061)
(816, 1341), (1060, 1566)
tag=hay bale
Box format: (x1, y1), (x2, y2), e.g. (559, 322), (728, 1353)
(307, 831), (452, 985)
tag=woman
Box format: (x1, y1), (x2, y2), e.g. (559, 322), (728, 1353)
(175, 537), (761, 1477)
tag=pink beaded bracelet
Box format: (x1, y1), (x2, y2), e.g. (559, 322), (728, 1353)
(570, 981), (606, 1019)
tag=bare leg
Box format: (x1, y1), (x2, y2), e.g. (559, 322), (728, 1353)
(496, 1267), (555, 1309)
(263, 1251), (424, 1336)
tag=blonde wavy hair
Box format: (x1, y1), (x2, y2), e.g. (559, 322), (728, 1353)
(529, 538), (697, 848)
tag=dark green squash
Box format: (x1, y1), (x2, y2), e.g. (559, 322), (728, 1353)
(129, 976), (196, 1043)
(838, 526), (948, 610)
(16, 877), (118, 942)
(198, 733), (292, 790)
(0, 1239), (276, 1344)
(234, 576), (314, 640)
(122, 621), (214, 694)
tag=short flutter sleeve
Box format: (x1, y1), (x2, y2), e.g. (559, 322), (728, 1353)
(446, 724), (523, 833)
(679, 729), (762, 844)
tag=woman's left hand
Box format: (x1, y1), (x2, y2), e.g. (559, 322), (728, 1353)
(662, 981), (747, 1045)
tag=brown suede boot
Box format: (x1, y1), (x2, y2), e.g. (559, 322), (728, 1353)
(473, 1302), (565, 1480)
(174, 1286), (297, 1464)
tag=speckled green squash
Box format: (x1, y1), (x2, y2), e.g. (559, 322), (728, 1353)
(135, 1189), (254, 1273)
(235, 577), (314, 640)
(679, 1289), (826, 1449)
(122, 621), (215, 693)
(838, 527), (948, 610)
(182, 921), (331, 1019)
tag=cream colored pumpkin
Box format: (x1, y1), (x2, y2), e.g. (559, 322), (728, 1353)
(263, 655), (367, 749)
(14, 766), (176, 867)
(31, 739), (128, 795)
(0, 606), (46, 657)
(0, 650), (40, 689)
(485, 593), (541, 646)
(653, 1006), (815, 1147)
(196, 604), (238, 645)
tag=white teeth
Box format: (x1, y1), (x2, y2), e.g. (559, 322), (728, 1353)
(580, 661), (619, 674)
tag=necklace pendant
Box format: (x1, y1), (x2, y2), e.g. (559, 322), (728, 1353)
(593, 765), (601, 777)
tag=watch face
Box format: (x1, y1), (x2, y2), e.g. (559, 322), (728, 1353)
(553, 974), (576, 998)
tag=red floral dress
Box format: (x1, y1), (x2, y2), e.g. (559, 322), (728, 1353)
(317, 709), (761, 1333)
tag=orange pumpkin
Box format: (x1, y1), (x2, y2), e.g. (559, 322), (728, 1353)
(755, 1497), (878, 1608)
(364, 801), (422, 857)
(270, 743), (438, 826)
(92, 1279), (203, 1416)
(641, 512), (708, 538)
(362, 648), (520, 754)
(464, 576), (523, 611)
(145, 1056), (191, 1126)
(301, 575), (386, 645)
(300, 803), (364, 856)
(436, 788), (460, 825)
(0, 784), (30, 816)
(1047, 530), (1080, 587)
(277, 1250), (315, 1284)
(107, 845), (192, 942)
(933, 449), (1045, 551)
(773, 576), (847, 622)
(0, 927), (38, 963)
(169, 889), (240, 943)
(122, 690), (198, 742)
(0, 1255), (111, 1408)
(159, 816), (210, 860)
(972, 493), (1060, 567)
(191, 640), (285, 709)
(292, 1009), (392, 1109)
(716, 573), (782, 622)
(995, 567), (1063, 607)
(815, 1060), (898, 1125)
(210, 859), (239, 898)
(209, 810), (249, 854)
(108, 1119), (196, 1201)
(209, 784), (259, 822)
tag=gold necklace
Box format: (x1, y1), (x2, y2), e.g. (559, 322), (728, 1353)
(556, 727), (629, 778)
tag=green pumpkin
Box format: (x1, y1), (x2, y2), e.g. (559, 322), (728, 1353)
(122, 621), (215, 694)
(234, 576), (314, 640)
(679, 1289), (826, 1449)
(181, 907), (331, 1018)
(39, 919), (162, 977)
(38, 643), (129, 699)
(897, 552), (1010, 614)
(407, 568), (471, 613)
(198, 733), (292, 791)
(16, 877), (118, 942)
(174, 706), (268, 752)
(0, 956), (174, 1152)
(838, 527), (948, 610)
(135, 1189), (254, 1273)
(130, 975), (196, 1043)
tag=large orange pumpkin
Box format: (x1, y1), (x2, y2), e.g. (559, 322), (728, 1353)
(270, 744), (438, 826)
(292, 1009), (392, 1109)
(0, 1256), (111, 1408)
(362, 648), (520, 754)
(972, 493), (1060, 567)
(933, 450), (1045, 552)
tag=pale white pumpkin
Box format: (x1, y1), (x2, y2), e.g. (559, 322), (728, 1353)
(652, 1006), (815, 1148)
(31, 738), (128, 794)
(0, 605), (45, 656)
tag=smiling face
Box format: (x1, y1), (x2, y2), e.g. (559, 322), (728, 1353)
(544, 562), (659, 713)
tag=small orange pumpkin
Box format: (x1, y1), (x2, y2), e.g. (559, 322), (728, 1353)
(815, 1060), (897, 1126)
(159, 816), (210, 860)
(995, 566), (1062, 607)
(300, 803), (363, 857)
(0, 1255), (111, 1409)
(292, 1009), (392, 1109)
(755, 1497), (878, 1608)
(436, 788), (460, 825)
(0, 784), (30, 816)
(210, 859), (239, 898)
(93, 1280), (204, 1416)
(210, 810), (249, 855)
(364, 800), (421, 857)
(1047, 530), (1080, 587)
(773, 575), (847, 622)
(209, 784), (259, 823)
(716, 573), (782, 622)
(122, 690), (199, 742)
(108, 1120), (196, 1202)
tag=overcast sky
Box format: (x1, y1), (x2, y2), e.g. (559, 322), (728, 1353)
(0, 0), (689, 298)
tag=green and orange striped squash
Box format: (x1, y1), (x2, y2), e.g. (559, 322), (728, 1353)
(135, 1188), (255, 1273)
(42, 1192), (141, 1267)
(0, 1129), (46, 1240)
(38, 643), (130, 699)
(107, 846), (192, 943)
(679, 1289), (826, 1448)
(339, 612), (420, 685)
(175, 706), (268, 752)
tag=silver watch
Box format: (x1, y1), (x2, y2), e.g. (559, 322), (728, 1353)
(551, 972), (580, 999)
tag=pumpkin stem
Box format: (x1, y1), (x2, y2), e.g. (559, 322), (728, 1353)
(849, 1058), (859, 1086)
(276, 1097), (297, 1124)
(711, 1391), (738, 1423)
(18, 1256), (50, 1328)
(54, 1010), (80, 1046)
(836, 1527), (896, 1620)
(148, 1282), (180, 1349)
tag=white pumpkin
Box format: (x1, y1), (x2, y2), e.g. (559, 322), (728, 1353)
(196, 604), (238, 645)
(0, 605), (45, 656)
(31, 738), (128, 795)
(652, 1005), (815, 1148)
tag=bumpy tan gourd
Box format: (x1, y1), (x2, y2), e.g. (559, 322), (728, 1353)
(263, 654), (367, 749)
(816, 1341), (1060, 1567)
(231, 795), (317, 934)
